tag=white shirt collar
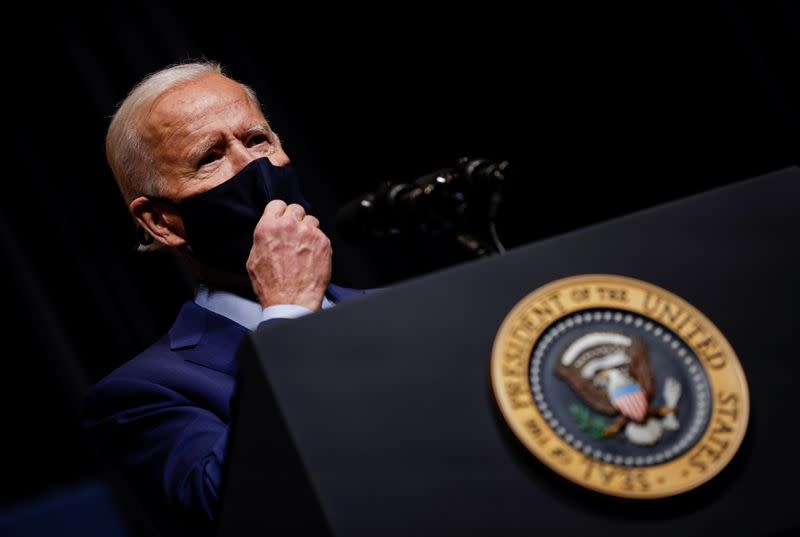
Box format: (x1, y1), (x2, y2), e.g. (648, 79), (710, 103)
(194, 285), (333, 331)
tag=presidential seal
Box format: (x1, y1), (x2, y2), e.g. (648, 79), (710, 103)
(491, 274), (749, 498)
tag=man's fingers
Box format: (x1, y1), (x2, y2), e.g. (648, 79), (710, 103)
(302, 215), (320, 228)
(265, 199), (288, 216)
(286, 204), (306, 222)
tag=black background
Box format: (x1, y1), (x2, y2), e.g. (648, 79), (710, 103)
(1, 1), (797, 530)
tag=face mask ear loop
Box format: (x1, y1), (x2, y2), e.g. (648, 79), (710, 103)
(146, 197), (211, 265)
(136, 225), (154, 247)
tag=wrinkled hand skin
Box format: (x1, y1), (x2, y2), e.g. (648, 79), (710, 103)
(246, 199), (332, 310)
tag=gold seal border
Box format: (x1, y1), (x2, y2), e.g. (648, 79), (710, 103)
(490, 274), (750, 499)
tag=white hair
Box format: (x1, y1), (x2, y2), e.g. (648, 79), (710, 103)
(105, 60), (261, 249)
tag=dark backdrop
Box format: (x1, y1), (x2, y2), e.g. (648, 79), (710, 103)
(2, 2), (797, 530)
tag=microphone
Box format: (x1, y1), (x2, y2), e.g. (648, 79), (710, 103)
(336, 158), (509, 242)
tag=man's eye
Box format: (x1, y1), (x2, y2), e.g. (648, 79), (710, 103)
(246, 134), (269, 147)
(198, 153), (221, 167)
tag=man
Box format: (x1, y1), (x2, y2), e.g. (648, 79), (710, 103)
(83, 61), (365, 536)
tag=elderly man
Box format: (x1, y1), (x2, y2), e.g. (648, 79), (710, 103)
(83, 61), (365, 536)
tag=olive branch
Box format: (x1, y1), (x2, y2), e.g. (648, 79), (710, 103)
(569, 403), (608, 439)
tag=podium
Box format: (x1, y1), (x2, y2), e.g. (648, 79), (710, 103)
(218, 168), (799, 536)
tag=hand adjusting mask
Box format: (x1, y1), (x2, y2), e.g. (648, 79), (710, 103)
(149, 157), (311, 275)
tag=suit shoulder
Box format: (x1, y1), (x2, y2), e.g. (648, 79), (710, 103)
(83, 335), (188, 415)
(83, 331), (238, 426)
(96, 334), (185, 385)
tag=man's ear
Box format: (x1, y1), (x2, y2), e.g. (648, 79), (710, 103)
(129, 196), (188, 248)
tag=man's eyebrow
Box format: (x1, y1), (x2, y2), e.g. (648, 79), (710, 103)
(242, 124), (273, 138)
(187, 135), (222, 164)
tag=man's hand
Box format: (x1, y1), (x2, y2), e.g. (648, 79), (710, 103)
(246, 200), (332, 310)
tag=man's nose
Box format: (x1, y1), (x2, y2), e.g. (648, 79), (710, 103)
(228, 141), (258, 174)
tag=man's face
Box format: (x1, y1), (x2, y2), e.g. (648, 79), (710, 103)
(140, 73), (290, 201)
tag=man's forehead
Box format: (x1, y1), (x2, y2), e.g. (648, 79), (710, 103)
(140, 74), (265, 139)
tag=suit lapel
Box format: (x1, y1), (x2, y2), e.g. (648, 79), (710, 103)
(168, 301), (207, 350)
(168, 300), (248, 375)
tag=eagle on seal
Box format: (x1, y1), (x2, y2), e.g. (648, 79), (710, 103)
(555, 331), (677, 438)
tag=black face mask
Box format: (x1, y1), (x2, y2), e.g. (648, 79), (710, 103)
(151, 157), (311, 275)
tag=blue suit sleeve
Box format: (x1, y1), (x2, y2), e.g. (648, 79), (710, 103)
(83, 377), (227, 522)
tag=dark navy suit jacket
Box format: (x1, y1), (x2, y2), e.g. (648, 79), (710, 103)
(83, 284), (365, 536)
